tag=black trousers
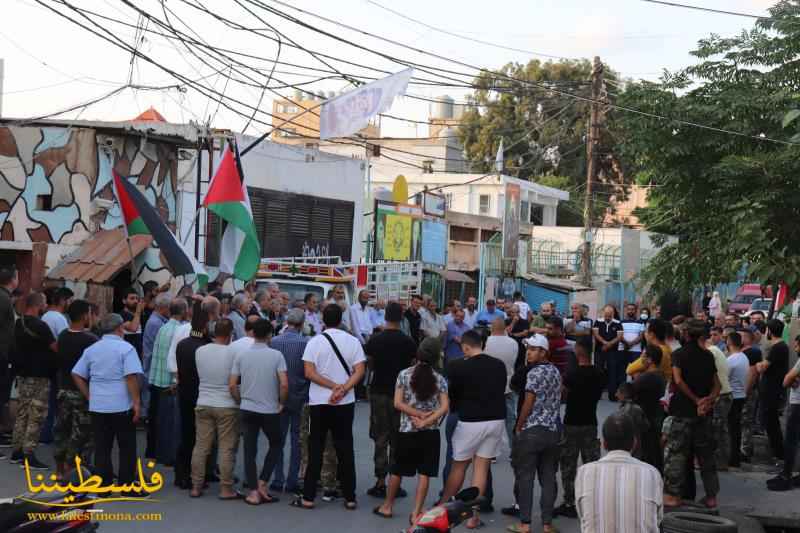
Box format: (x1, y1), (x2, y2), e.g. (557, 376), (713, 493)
(761, 399), (785, 460)
(728, 398), (745, 467)
(783, 404), (800, 477)
(303, 404), (356, 502)
(145, 385), (164, 460)
(175, 389), (197, 484)
(241, 410), (283, 490)
(91, 411), (137, 485)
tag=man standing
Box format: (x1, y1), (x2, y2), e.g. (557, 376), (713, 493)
(444, 300), (462, 324)
(364, 302), (416, 498)
(227, 293), (250, 341)
(565, 303), (593, 342)
(476, 299), (505, 325)
(42, 287), (70, 338)
(268, 309), (309, 495)
(230, 319), (288, 505)
(555, 336), (605, 519)
(463, 297), (478, 328)
(633, 345), (667, 472)
(512, 291), (531, 322)
(296, 304), (366, 510)
(620, 303), (645, 375)
(304, 293), (323, 337)
(755, 319), (789, 464)
(628, 319), (673, 383)
(420, 298), (447, 343)
(254, 290), (271, 319)
(445, 309), (471, 365)
(529, 302), (554, 335)
(545, 316), (573, 377)
(707, 334), (733, 469)
(769, 334), (800, 490)
(9, 292), (57, 469)
(119, 288), (144, 359)
(725, 332), (749, 468)
(739, 327), (761, 462)
(142, 294), (170, 460)
(575, 413), (663, 533)
(53, 300), (97, 478)
(350, 290), (374, 345)
(404, 295), (424, 345)
(663, 319), (720, 509)
(147, 298), (187, 466)
(440, 330), (506, 528)
(593, 305), (624, 400)
(0, 267), (16, 456)
(71, 314), (143, 491)
(484, 317), (519, 444)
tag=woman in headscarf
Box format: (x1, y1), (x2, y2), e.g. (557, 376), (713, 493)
(709, 291), (723, 319)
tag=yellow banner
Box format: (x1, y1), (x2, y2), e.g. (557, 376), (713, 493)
(383, 213), (411, 260)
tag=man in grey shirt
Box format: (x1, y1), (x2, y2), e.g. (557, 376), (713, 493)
(229, 319), (288, 505)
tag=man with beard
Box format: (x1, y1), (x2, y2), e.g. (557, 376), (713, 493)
(593, 305), (624, 400)
(120, 288), (144, 360)
(757, 319), (789, 467)
(529, 302), (554, 335)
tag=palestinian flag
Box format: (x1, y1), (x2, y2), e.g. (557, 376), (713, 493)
(113, 170), (207, 286)
(203, 142), (260, 281)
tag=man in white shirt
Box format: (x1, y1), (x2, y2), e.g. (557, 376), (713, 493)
(167, 296), (220, 376)
(297, 304), (366, 510)
(464, 296), (478, 329)
(576, 412), (663, 533)
(349, 289), (374, 344)
(42, 287), (70, 338)
(304, 293), (324, 337)
(483, 317), (519, 443)
(512, 291), (531, 322)
(725, 331), (749, 468)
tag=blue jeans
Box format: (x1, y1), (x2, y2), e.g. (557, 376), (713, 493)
(270, 407), (302, 490)
(505, 393), (517, 446)
(442, 412), (493, 503)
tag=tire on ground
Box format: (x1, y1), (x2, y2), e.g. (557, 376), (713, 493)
(661, 512), (738, 533)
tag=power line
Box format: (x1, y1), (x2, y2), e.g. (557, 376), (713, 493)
(640, 0), (793, 24)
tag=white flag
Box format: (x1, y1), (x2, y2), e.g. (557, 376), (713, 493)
(495, 138), (504, 173)
(320, 68), (414, 140)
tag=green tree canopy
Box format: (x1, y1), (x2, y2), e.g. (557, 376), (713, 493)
(614, 0), (800, 295)
(458, 59), (628, 226)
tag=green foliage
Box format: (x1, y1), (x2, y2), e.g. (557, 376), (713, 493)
(458, 59), (628, 226)
(613, 0), (800, 295)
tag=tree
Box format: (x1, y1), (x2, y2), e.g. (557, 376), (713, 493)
(614, 0), (800, 295)
(458, 59), (628, 226)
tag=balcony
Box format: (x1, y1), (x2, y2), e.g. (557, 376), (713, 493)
(448, 240), (479, 271)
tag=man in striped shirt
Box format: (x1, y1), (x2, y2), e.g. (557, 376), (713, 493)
(575, 412), (663, 533)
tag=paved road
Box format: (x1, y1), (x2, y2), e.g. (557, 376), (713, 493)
(0, 400), (778, 532)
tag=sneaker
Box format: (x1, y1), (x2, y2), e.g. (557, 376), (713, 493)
(554, 503), (578, 518)
(24, 454), (50, 470)
(501, 504), (520, 517)
(767, 474), (792, 491)
(366, 484), (386, 498)
(9, 450), (23, 464)
(479, 502), (494, 513)
(322, 489), (341, 502)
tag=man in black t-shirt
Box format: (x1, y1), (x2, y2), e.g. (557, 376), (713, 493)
(555, 337), (604, 519)
(756, 319), (790, 462)
(365, 302), (417, 497)
(404, 295), (423, 345)
(9, 292), (57, 469)
(53, 300), (98, 477)
(120, 287), (144, 359)
(505, 305), (530, 369)
(592, 305), (624, 399)
(663, 319), (720, 509)
(441, 330), (506, 527)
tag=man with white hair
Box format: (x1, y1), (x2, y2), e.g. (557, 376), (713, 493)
(228, 292), (250, 341)
(350, 289), (374, 344)
(266, 281), (280, 301)
(167, 296), (221, 378)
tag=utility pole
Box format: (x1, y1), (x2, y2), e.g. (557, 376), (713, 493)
(581, 56), (604, 287)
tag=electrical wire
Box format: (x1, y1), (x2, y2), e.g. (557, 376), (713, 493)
(640, 0), (795, 24)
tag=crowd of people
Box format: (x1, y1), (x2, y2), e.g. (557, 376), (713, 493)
(1, 264), (799, 532)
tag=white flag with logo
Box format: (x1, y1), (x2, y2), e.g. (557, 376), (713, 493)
(320, 68), (414, 140)
(495, 138), (504, 173)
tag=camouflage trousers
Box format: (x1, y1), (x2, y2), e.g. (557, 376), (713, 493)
(712, 393), (732, 468)
(12, 377), (50, 454)
(300, 404), (337, 491)
(369, 393), (400, 480)
(741, 389), (758, 457)
(53, 390), (93, 465)
(559, 425), (601, 505)
(663, 415), (719, 498)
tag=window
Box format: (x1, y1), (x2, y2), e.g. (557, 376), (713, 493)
(279, 103), (299, 113)
(36, 194), (52, 211)
(445, 193), (453, 208)
(422, 160), (434, 173)
(520, 200), (530, 222)
(479, 194), (490, 215)
(530, 205), (544, 225)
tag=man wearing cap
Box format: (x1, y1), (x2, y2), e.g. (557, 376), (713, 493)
(72, 313), (144, 492)
(476, 299), (506, 325)
(268, 308), (310, 494)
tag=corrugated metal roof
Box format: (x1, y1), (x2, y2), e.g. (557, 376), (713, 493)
(47, 229), (152, 283)
(520, 272), (594, 292)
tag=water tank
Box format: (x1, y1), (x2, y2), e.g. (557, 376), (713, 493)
(432, 95), (454, 119)
(452, 103), (464, 120)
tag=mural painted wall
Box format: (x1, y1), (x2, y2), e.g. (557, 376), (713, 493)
(0, 125), (185, 286)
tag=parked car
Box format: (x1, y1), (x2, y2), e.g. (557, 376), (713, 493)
(728, 284), (770, 316)
(743, 298), (772, 319)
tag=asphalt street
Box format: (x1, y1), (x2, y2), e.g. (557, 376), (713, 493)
(0, 400), (779, 532)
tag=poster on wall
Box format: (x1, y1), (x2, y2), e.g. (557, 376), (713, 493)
(374, 200), (423, 261)
(422, 191), (446, 218)
(502, 182), (520, 260)
(421, 219), (447, 266)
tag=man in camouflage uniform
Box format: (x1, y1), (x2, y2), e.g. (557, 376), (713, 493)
(663, 320), (721, 508)
(10, 292), (57, 469)
(53, 300), (98, 476)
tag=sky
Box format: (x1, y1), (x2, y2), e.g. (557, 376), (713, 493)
(0, 0), (777, 138)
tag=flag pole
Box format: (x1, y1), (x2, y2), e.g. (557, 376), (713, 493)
(111, 167), (139, 283)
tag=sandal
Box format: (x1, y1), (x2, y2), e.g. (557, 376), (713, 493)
(465, 518), (485, 530)
(218, 491), (244, 501)
(289, 497), (314, 510)
(372, 506), (392, 519)
(506, 525), (529, 533)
